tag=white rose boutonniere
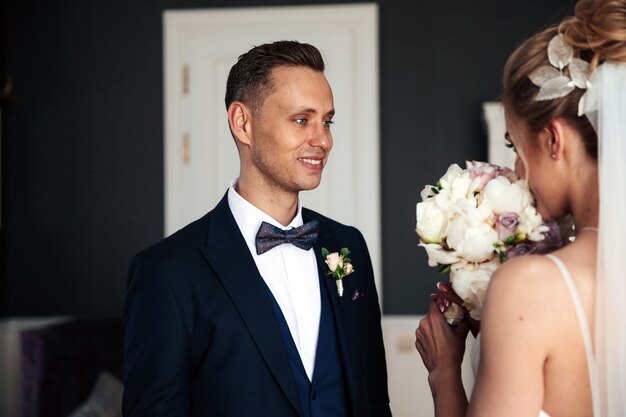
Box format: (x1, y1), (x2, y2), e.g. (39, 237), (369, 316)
(322, 247), (355, 297)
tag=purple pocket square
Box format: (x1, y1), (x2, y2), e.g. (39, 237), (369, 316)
(351, 289), (365, 301)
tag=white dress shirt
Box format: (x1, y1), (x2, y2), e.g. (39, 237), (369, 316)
(228, 180), (321, 381)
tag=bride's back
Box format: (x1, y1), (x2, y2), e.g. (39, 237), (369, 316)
(471, 231), (598, 417)
(541, 233), (597, 417)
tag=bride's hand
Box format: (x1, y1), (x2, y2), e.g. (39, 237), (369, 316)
(435, 282), (481, 337)
(415, 295), (470, 376)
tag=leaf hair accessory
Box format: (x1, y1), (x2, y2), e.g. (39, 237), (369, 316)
(528, 33), (591, 116)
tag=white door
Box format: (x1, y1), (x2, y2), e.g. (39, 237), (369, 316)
(163, 4), (381, 293)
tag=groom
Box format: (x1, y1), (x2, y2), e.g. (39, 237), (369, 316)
(122, 41), (392, 417)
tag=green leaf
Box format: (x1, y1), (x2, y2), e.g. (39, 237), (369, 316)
(321, 247), (330, 258)
(430, 187), (440, 195)
(437, 264), (451, 274)
(504, 236), (516, 246)
(435, 181), (442, 189)
(340, 247), (350, 257)
(499, 251), (507, 263)
(343, 257), (351, 264)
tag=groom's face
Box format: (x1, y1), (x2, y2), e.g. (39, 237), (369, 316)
(247, 66), (335, 193)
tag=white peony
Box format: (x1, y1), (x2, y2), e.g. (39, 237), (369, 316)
(449, 173), (473, 200)
(446, 206), (498, 263)
(439, 169), (474, 208)
(415, 200), (449, 244)
(438, 164), (464, 189)
(419, 243), (461, 267)
(450, 260), (499, 320)
(434, 185), (477, 214)
(482, 176), (529, 215)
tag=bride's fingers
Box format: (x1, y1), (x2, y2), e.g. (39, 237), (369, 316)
(437, 281), (464, 306)
(415, 324), (426, 349)
(415, 320), (437, 369)
(430, 293), (447, 314)
(436, 296), (447, 314)
(415, 328), (425, 352)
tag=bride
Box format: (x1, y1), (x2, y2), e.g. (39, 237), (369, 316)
(414, 0), (626, 416)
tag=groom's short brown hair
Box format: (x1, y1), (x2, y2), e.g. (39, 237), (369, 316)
(225, 41), (325, 114)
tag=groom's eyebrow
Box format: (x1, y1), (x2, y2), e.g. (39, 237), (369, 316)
(291, 106), (335, 117)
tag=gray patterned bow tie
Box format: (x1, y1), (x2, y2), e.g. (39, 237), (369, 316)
(255, 220), (320, 255)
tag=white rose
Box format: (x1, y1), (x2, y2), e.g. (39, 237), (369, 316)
(342, 262), (354, 275)
(325, 253), (343, 272)
(446, 208), (498, 263)
(450, 260), (499, 320)
(415, 200), (449, 244)
(482, 176), (527, 215)
(419, 243), (460, 267)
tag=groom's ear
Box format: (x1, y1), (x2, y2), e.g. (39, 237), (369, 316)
(227, 101), (253, 148)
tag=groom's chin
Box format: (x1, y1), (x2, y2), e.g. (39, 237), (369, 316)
(296, 176), (324, 192)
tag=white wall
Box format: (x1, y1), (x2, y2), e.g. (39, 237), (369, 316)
(383, 316), (476, 417)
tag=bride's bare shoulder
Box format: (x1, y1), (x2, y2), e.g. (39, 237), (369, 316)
(482, 255), (565, 329)
(488, 254), (559, 294)
(487, 238), (595, 300)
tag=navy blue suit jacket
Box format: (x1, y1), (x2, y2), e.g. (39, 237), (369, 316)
(123, 194), (392, 417)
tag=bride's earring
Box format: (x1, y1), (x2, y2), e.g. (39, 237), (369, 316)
(550, 135), (557, 160)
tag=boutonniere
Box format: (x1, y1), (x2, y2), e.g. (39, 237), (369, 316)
(321, 247), (355, 297)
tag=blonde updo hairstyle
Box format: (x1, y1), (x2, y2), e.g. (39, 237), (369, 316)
(502, 0), (626, 159)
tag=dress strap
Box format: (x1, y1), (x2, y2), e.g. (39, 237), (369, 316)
(545, 254), (601, 416)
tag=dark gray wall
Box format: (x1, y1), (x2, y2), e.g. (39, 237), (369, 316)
(1, 0), (575, 317)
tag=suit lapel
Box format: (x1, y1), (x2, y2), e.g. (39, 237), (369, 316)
(305, 211), (359, 416)
(200, 196), (302, 417)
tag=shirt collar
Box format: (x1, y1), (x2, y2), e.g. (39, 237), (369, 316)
(227, 178), (304, 247)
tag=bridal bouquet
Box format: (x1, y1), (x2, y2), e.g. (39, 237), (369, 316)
(415, 161), (562, 323)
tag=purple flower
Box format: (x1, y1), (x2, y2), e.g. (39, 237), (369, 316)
(465, 161), (500, 190)
(505, 242), (535, 260)
(466, 161), (502, 179)
(496, 213), (519, 241)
